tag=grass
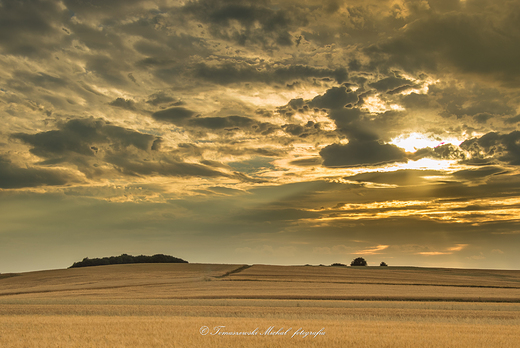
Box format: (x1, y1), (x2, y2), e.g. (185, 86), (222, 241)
(0, 264), (519, 347)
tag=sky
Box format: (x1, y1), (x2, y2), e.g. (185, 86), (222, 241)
(1, 0), (520, 272)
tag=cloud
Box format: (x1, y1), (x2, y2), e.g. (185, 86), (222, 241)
(104, 155), (226, 178)
(289, 157), (323, 167)
(346, 169), (443, 186)
(368, 76), (415, 92)
(367, 3), (520, 85)
(151, 107), (279, 136)
(0, 155), (72, 189)
(194, 62), (348, 85)
(411, 144), (466, 161)
(151, 107), (197, 125)
(505, 115), (520, 124)
(460, 131), (520, 165)
(189, 116), (256, 129)
(146, 93), (177, 106)
(182, 0), (308, 48)
(452, 166), (507, 180)
(85, 55), (132, 86)
(416, 251), (451, 256)
(446, 244), (468, 252)
(2, 0), (520, 271)
(310, 86), (358, 109)
(109, 98), (136, 111)
(10, 117), (229, 180)
(416, 243), (468, 255)
(353, 244), (389, 255)
(13, 117), (158, 158)
(0, 0), (65, 57)
(320, 141), (408, 167)
(429, 83), (515, 119)
(468, 252), (485, 260)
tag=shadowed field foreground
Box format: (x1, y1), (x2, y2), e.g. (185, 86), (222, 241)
(1, 264), (519, 347)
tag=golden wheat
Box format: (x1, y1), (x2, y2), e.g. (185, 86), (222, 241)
(0, 315), (519, 348)
(1, 264), (519, 347)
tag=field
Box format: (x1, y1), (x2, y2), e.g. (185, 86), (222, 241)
(1, 264), (519, 347)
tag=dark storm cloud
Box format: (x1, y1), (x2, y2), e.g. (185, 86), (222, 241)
(0, 155), (71, 189)
(367, 2), (520, 85)
(319, 141), (407, 167)
(461, 131), (520, 165)
(194, 62), (348, 86)
(13, 118), (158, 159)
(0, 0), (66, 57)
(11, 117), (238, 180)
(151, 108), (279, 135)
(327, 107), (380, 142)
(428, 84), (515, 119)
(279, 84), (412, 147)
(182, 0), (307, 48)
(309, 86), (358, 109)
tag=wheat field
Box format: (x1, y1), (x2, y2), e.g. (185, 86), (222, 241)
(0, 264), (519, 347)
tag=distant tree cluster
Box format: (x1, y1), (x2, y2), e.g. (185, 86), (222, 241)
(329, 258), (388, 267)
(69, 253), (188, 268)
(350, 257), (368, 266)
(330, 263), (347, 267)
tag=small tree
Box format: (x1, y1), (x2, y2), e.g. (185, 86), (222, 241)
(350, 257), (367, 266)
(380, 262), (388, 266)
(331, 263), (347, 267)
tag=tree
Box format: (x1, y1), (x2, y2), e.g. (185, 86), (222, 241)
(69, 254), (188, 268)
(330, 263), (347, 267)
(350, 257), (367, 266)
(380, 262), (388, 266)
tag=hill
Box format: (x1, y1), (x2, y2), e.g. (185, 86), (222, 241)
(1, 264), (520, 302)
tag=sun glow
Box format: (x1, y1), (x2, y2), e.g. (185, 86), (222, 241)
(391, 132), (463, 152)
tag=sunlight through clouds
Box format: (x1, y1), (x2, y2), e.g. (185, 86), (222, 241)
(0, 0), (520, 271)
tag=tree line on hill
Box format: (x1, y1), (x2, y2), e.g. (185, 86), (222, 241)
(330, 257), (387, 267)
(69, 254), (188, 268)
